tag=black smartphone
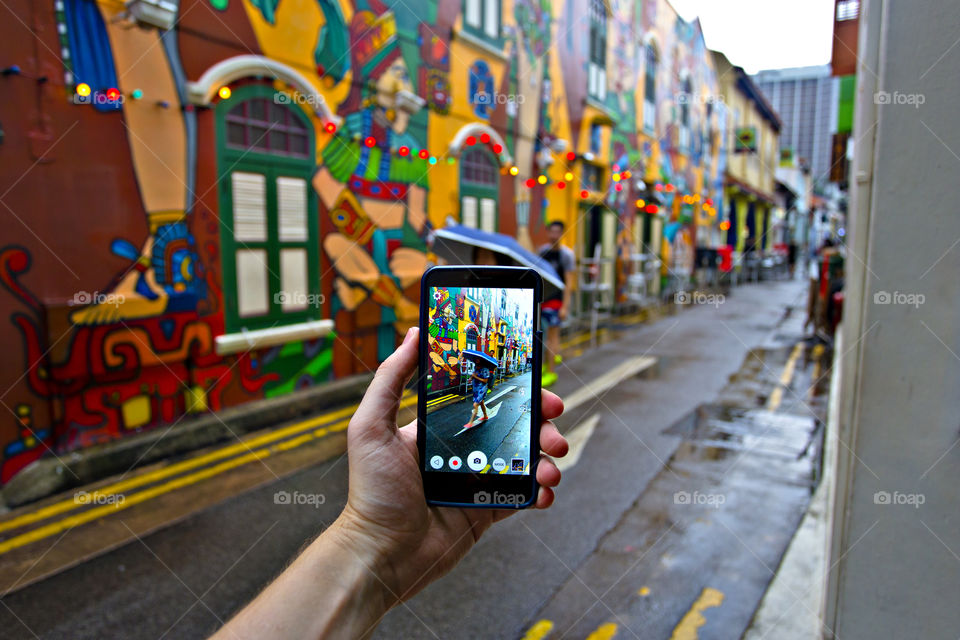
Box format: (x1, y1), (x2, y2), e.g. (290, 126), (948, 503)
(417, 265), (543, 508)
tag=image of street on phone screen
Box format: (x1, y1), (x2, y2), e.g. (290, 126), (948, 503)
(424, 286), (534, 475)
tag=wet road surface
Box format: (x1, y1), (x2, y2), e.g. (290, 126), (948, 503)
(0, 277), (826, 639)
(425, 371), (533, 474)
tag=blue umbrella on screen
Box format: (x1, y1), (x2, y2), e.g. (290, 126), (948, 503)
(460, 349), (499, 369)
(432, 223), (565, 300)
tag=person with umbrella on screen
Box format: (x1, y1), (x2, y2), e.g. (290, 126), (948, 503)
(461, 349), (497, 429)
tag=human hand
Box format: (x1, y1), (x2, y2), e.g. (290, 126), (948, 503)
(331, 327), (567, 607)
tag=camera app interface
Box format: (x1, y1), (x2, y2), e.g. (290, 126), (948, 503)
(424, 286), (535, 475)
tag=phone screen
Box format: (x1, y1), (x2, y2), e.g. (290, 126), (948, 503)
(423, 285), (536, 476)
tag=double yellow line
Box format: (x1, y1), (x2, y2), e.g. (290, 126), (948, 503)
(0, 393), (416, 556)
(426, 393), (458, 408)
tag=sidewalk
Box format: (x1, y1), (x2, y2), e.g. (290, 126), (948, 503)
(743, 327), (841, 640)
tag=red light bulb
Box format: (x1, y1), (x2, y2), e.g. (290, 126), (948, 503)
(398, 146), (410, 156)
(364, 136), (376, 148)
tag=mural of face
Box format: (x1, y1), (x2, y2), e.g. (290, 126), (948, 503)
(374, 58), (415, 134)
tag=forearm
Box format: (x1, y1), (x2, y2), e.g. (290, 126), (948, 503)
(213, 518), (390, 640)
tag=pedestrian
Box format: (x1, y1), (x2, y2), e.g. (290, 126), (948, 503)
(464, 363), (492, 428)
(538, 221), (576, 388)
(211, 328), (568, 639)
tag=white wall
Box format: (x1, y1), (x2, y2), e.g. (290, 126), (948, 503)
(826, 0), (960, 637)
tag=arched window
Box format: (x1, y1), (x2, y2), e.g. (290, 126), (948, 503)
(225, 97), (311, 158)
(459, 146), (498, 231)
(217, 87), (319, 333)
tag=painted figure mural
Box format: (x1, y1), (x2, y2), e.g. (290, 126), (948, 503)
(314, 4), (430, 365)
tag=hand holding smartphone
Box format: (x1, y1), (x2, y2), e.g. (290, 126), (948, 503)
(417, 266), (543, 508)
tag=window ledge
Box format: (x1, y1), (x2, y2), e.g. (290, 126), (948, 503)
(455, 29), (508, 61)
(215, 319), (334, 356)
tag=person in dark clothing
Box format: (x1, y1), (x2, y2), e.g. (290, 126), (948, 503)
(538, 221), (576, 388)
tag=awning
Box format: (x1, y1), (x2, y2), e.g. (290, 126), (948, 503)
(432, 224), (565, 299)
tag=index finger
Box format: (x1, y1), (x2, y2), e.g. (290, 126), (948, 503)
(542, 389), (563, 421)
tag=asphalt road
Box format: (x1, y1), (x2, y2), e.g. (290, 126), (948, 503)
(0, 277), (816, 639)
(425, 371), (533, 474)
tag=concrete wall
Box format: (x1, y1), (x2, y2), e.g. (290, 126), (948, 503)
(826, 0), (960, 637)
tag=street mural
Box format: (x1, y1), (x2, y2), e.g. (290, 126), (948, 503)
(0, 0), (722, 485)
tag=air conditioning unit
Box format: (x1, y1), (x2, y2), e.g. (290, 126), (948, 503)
(125, 0), (179, 30)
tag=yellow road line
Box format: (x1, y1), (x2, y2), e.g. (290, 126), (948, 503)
(427, 393), (458, 407)
(766, 343), (803, 411)
(0, 449), (269, 555)
(669, 587), (724, 640)
(808, 344), (825, 399)
(521, 619), (554, 640)
(586, 623), (618, 639)
(0, 394), (418, 556)
(561, 328), (607, 350)
(0, 393), (412, 537)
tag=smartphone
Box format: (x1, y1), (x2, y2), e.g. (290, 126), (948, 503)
(417, 265), (543, 508)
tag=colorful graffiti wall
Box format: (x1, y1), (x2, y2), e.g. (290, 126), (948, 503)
(0, 0), (724, 485)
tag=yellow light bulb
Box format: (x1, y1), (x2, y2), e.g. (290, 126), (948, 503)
(612, 173), (621, 182)
(76, 83), (91, 97)
(564, 172), (574, 181)
(635, 199), (645, 208)
(537, 175), (547, 185)
(218, 86), (232, 100)
(509, 166), (519, 176)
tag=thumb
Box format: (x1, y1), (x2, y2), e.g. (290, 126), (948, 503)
(349, 327), (419, 438)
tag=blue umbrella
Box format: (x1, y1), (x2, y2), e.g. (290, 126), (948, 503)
(461, 348), (499, 369)
(432, 224), (565, 299)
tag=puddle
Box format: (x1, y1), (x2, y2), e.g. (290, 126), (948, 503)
(662, 343), (827, 485)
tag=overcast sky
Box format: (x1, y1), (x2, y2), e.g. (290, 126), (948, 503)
(668, 0), (836, 74)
